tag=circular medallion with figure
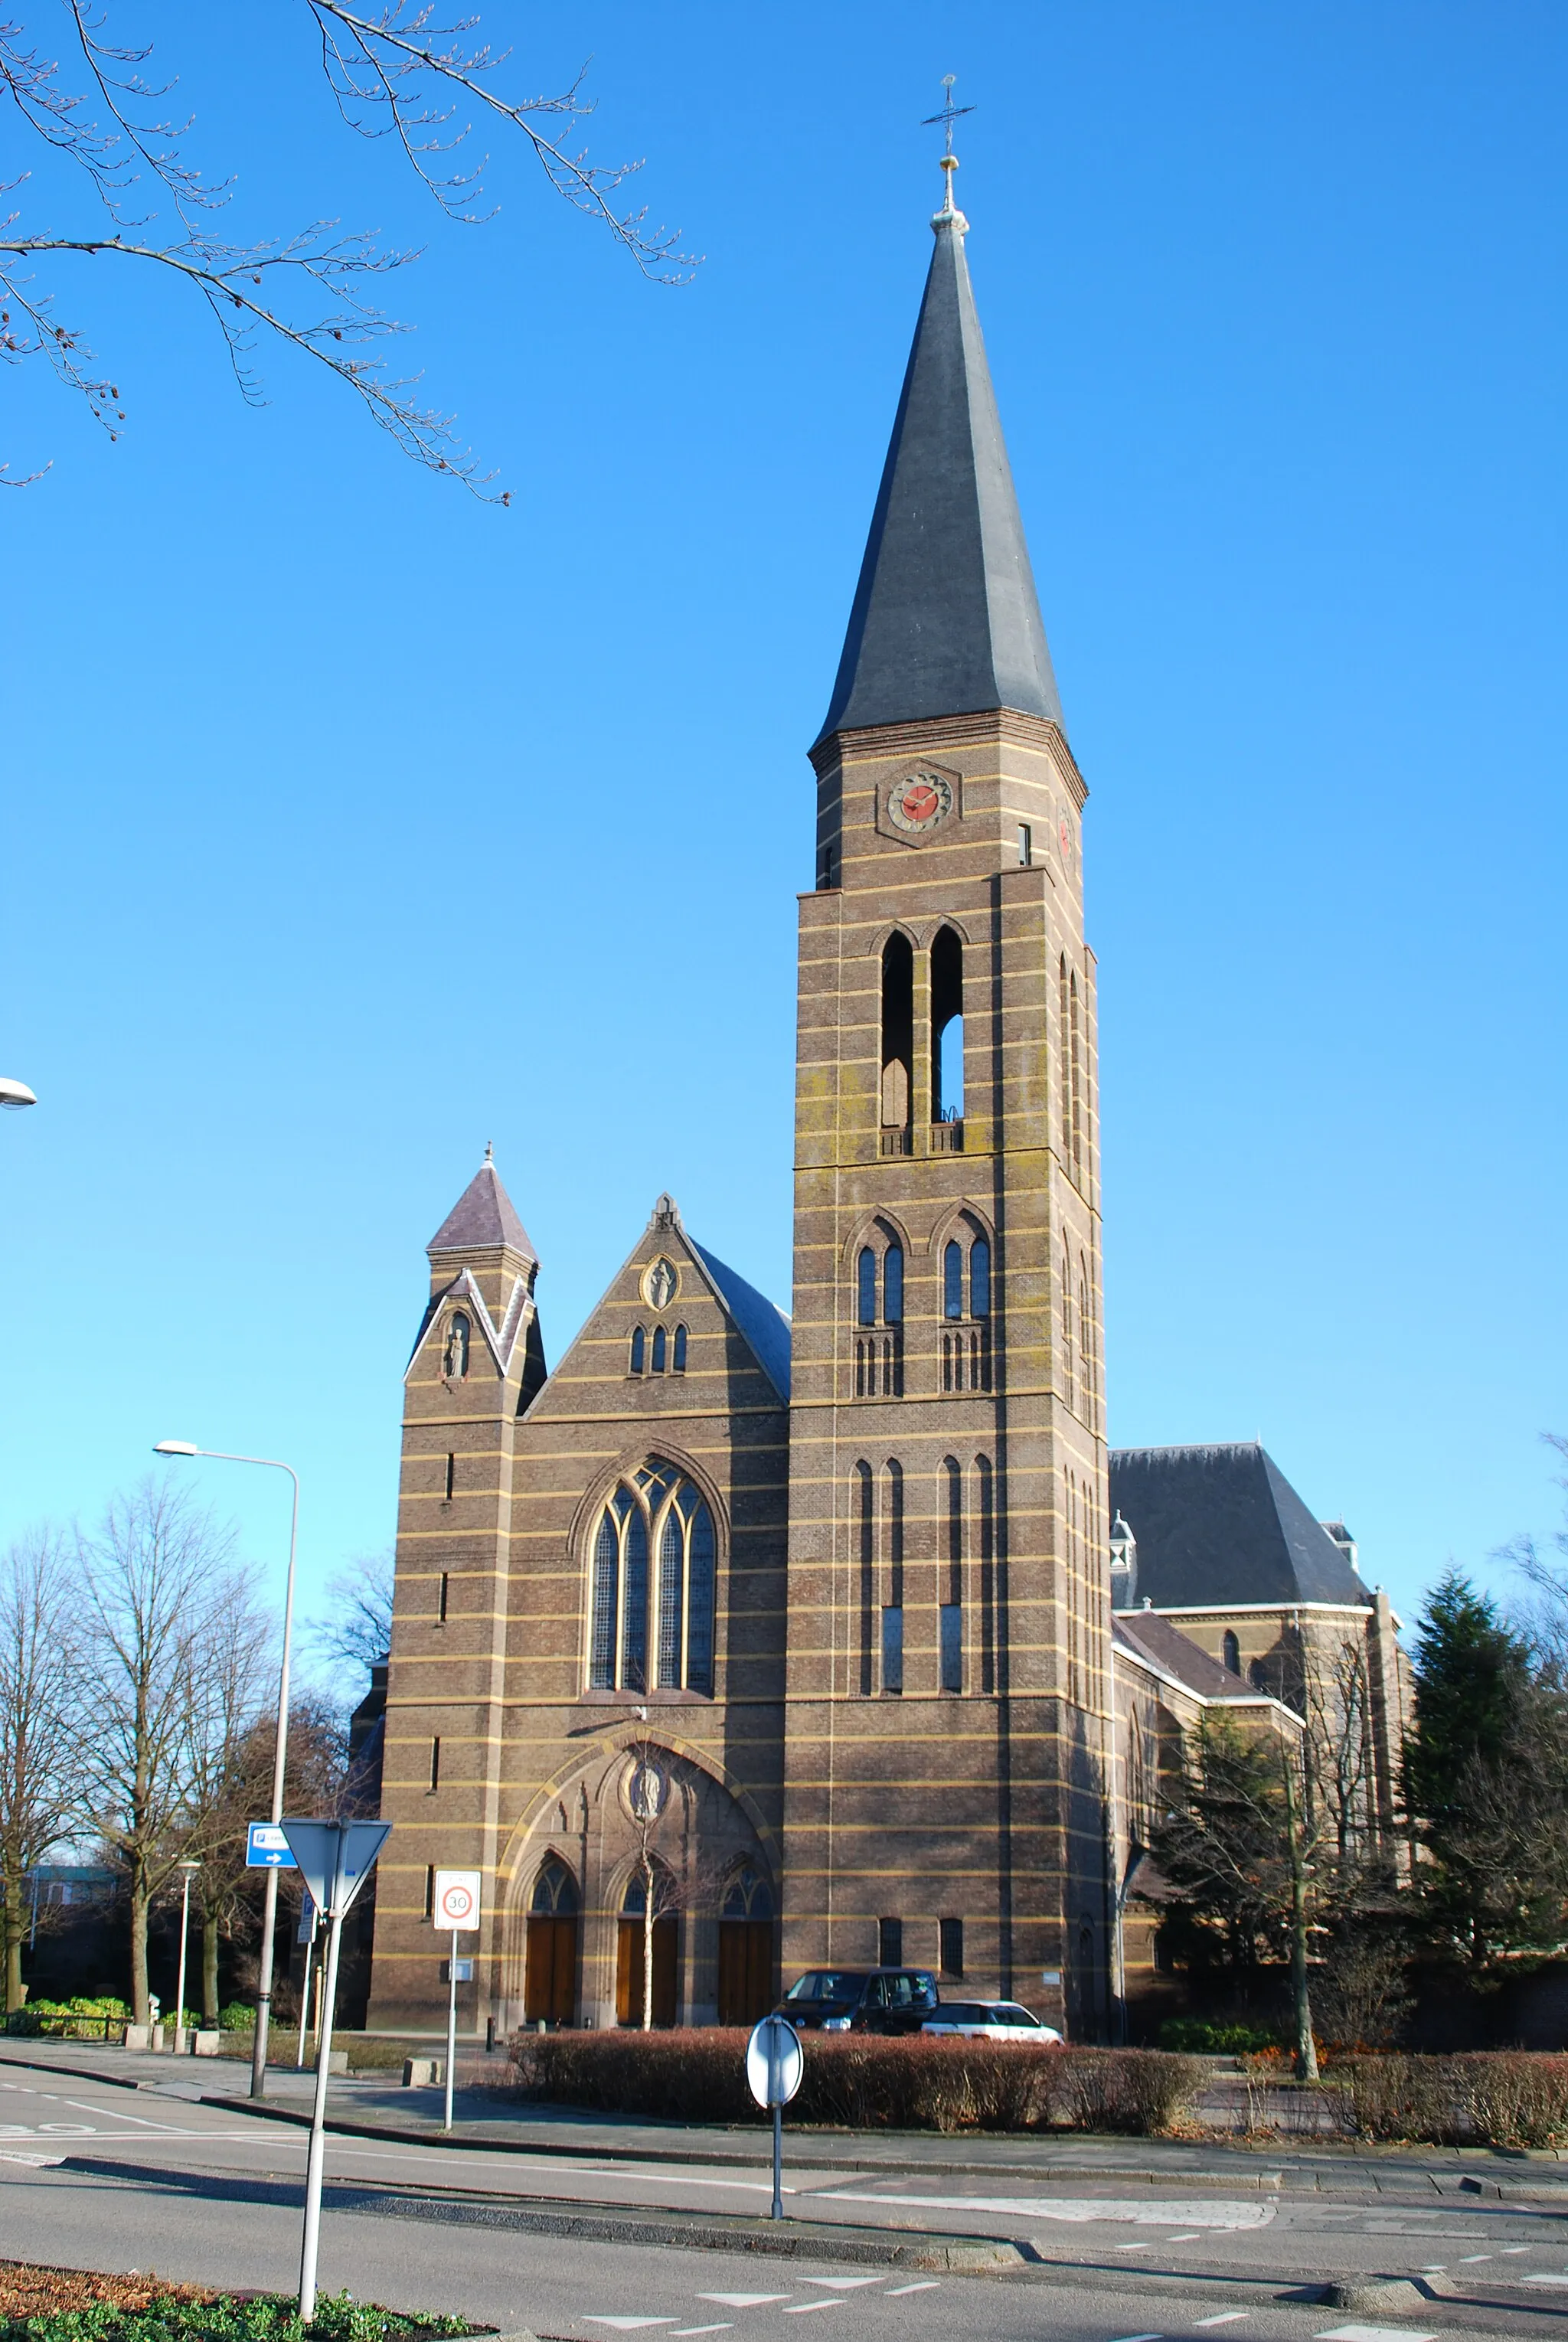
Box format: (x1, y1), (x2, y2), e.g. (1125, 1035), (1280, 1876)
(888, 771), (954, 835)
(642, 1256), (679, 1309)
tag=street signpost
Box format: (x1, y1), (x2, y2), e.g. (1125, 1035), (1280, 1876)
(246, 1823), (299, 1870)
(745, 2014), (803, 2220)
(432, 1868), (482, 2134)
(279, 1819), (392, 2321)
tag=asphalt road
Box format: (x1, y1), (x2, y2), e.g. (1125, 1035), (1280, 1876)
(2, 2063), (1567, 2342)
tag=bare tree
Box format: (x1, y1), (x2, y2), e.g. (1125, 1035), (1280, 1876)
(306, 1548), (393, 1682)
(77, 1478), (271, 2025)
(2, 3), (697, 488)
(0, 1528), (83, 2011)
(619, 1733), (736, 2031)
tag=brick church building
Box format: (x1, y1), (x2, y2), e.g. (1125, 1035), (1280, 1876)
(365, 161), (1407, 2042)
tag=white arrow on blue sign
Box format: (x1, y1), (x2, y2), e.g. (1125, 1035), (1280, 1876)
(246, 1823), (298, 1870)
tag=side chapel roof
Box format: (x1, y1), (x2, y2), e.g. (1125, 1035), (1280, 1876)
(1109, 1443), (1367, 1611)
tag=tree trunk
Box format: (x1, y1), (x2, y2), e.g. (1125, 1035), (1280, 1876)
(129, 1884), (150, 2026)
(642, 1857), (654, 2033)
(201, 1914), (220, 2024)
(3, 1874), (24, 2013)
(1282, 1759), (1318, 2079)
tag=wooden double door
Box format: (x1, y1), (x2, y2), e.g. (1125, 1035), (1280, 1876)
(717, 1919), (774, 2027)
(616, 1913), (677, 2027)
(524, 1915), (578, 2025)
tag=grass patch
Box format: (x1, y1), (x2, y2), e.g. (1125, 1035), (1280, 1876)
(0, 2265), (479, 2342)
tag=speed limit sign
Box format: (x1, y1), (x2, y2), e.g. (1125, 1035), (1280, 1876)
(432, 1868), (482, 1932)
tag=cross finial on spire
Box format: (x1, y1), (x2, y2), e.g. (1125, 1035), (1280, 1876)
(483, 1140), (494, 1164)
(921, 72), (975, 227)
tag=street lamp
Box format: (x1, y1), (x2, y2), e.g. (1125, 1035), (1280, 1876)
(0, 1079), (37, 1110)
(173, 1859), (201, 2053)
(154, 1440), (299, 2099)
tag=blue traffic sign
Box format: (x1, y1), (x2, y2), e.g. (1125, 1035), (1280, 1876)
(246, 1822), (298, 1870)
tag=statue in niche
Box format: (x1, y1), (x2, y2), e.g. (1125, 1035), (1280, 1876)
(646, 1258), (677, 1311)
(442, 1310), (471, 1381)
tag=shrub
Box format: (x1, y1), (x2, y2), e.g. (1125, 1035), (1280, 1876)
(8, 1997), (130, 2041)
(0, 2280), (473, 2342)
(1158, 2018), (1281, 2056)
(217, 2004), (254, 2032)
(1329, 2053), (1568, 2148)
(508, 2029), (1204, 2136)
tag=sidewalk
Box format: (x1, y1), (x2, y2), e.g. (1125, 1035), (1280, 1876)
(5, 2034), (1567, 2199)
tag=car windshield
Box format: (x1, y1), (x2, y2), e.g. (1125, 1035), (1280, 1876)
(994, 2004), (1043, 2026)
(786, 1971), (866, 2002)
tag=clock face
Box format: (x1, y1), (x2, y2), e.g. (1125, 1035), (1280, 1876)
(889, 771), (954, 835)
(1058, 809), (1074, 869)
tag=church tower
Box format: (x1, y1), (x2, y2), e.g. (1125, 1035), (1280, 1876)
(781, 147), (1112, 2028)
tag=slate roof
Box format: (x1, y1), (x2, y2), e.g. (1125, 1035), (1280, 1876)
(690, 1238), (792, 1402)
(426, 1155), (537, 1261)
(1112, 1610), (1254, 1702)
(815, 209), (1064, 746)
(1109, 1443), (1367, 1610)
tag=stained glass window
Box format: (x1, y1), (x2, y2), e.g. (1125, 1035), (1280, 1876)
(970, 1239), (991, 1319)
(590, 1511), (618, 1688)
(658, 1509), (684, 1689)
(673, 1324), (688, 1374)
(687, 1502), (715, 1695)
(622, 1510), (648, 1691)
(629, 1327), (645, 1375)
(651, 1326), (667, 1374)
(884, 1245), (903, 1325)
(858, 1246), (876, 1327)
(944, 1240), (963, 1319)
(588, 1465), (717, 1697)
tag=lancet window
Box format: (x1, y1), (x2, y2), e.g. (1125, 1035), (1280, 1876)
(854, 1223), (904, 1396)
(939, 1219), (992, 1392)
(589, 1458), (717, 1696)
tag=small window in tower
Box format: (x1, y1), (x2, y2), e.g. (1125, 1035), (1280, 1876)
(970, 1238), (991, 1319)
(651, 1326), (667, 1374)
(1018, 824), (1033, 867)
(673, 1324), (688, 1374)
(883, 1245), (904, 1325)
(940, 1602), (962, 1694)
(1223, 1630), (1242, 1676)
(939, 1916), (965, 1978)
(858, 1246), (877, 1328)
(423, 1864), (436, 1919)
(444, 1452), (456, 1501)
(943, 1240), (963, 1321)
(629, 1327), (645, 1376)
(438, 1571), (449, 1624)
(428, 1736), (441, 1793)
(881, 1604), (903, 1695)
(878, 1916), (903, 1968)
(818, 842), (837, 890)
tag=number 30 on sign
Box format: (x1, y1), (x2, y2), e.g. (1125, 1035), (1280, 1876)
(432, 1869), (482, 1932)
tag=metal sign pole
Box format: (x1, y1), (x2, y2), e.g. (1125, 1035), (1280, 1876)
(443, 1927), (459, 2133)
(296, 1913), (317, 2070)
(298, 1903), (344, 2324)
(771, 2099), (783, 2219)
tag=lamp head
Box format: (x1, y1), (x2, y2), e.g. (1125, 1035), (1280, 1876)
(154, 1441), (201, 1458)
(0, 1078), (37, 1111)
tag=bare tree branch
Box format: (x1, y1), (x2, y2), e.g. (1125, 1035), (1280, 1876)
(2, 2), (697, 489)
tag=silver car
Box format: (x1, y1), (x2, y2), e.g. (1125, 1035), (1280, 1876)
(920, 1998), (1062, 2043)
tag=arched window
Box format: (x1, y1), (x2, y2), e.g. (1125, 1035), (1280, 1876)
(651, 1326), (667, 1374)
(971, 1239), (991, 1319)
(1223, 1630), (1242, 1676)
(944, 1240), (963, 1320)
(856, 1460), (874, 1697)
(672, 1325), (688, 1374)
(531, 1856), (579, 1915)
(722, 1866), (773, 1919)
(443, 1311), (470, 1380)
(858, 1246), (877, 1327)
(589, 1460), (717, 1696)
(883, 1244), (903, 1324)
(629, 1327), (645, 1376)
(931, 926), (964, 1122)
(881, 933), (913, 1138)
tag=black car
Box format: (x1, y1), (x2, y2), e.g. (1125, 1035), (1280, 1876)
(776, 1966), (939, 2033)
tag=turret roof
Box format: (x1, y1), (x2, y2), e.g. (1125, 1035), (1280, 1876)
(426, 1151), (536, 1261)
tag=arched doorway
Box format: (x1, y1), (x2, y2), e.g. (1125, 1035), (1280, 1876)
(717, 1866), (774, 2026)
(524, 1857), (579, 2025)
(616, 1867), (677, 2027)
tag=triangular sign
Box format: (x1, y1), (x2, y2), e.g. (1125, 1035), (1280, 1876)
(279, 1819), (391, 1919)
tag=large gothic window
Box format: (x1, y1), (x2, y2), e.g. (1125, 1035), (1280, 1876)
(589, 1459), (717, 1697)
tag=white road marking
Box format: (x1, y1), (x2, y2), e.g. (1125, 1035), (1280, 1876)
(1457, 2256), (1491, 2264)
(583, 2323), (677, 2334)
(1315, 2328), (1437, 2342)
(1163, 2233), (1202, 2243)
(670, 2329), (733, 2337)
(797, 2278), (885, 2290)
(697, 2298), (792, 2310)
(60, 2098), (186, 2130)
(781, 2310), (844, 2319)
(1194, 2316), (1250, 2327)
(884, 2285), (940, 2297)
(0, 2151), (62, 2167)
(826, 2191), (1273, 2230)
(1112, 2242), (1154, 2252)
(1498, 2247), (1534, 2255)
(1106, 2331), (1164, 2340)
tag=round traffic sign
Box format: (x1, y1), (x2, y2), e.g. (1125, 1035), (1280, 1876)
(432, 1867), (482, 1931)
(746, 2014), (803, 2110)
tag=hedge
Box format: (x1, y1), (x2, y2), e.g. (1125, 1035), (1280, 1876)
(508, 2029), (1205, 2135)
(1328, 2053), (1568, 2148)
(0, 2281), (472, 2342)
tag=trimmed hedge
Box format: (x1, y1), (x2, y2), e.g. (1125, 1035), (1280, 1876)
(0, 2283), (471, 2342)
(1329, 2053), (1568, 2148)
(508, 2029), (1205, 2136)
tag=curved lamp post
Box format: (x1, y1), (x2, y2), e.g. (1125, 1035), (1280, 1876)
(154, 1440), (299, 2099)
(0, 1079), (37, 1110)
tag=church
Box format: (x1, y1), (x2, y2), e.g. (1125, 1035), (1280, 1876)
(366, 152), (1407, 2043)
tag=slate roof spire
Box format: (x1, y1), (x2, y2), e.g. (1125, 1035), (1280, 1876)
(426, 1149), (537, 1262)
(815, 150), (1063, 746)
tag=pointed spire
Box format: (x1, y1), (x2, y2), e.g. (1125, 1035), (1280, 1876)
(426, 1150), (537, 1260)
(815, 179), (1063, 746)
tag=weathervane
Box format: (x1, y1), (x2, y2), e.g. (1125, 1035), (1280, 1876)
(921, 73), (975, 224)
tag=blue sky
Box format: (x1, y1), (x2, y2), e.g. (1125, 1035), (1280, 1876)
(3, 0), (1564, 1656)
